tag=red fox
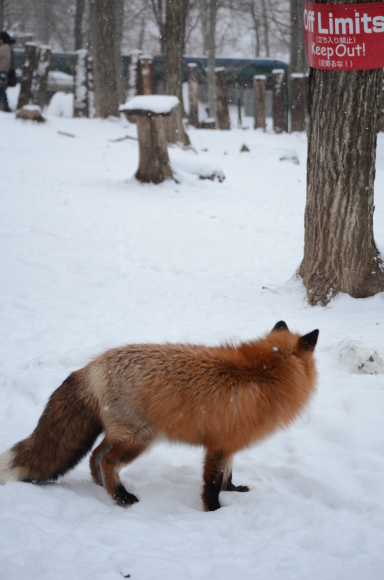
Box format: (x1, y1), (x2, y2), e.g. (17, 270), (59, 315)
(0, 321), (318, 511)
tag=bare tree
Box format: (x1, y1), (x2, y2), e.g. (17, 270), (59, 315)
(290, 0), (305, 73)
(163, 0), (190, 145)
(89, 0), (120, 117)
(206, 0), (218, 122)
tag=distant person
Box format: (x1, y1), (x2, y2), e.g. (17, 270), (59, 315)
(0, 31), (15, 112)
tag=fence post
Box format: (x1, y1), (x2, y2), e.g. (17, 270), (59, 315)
(74, 49), (89, 118)
(215, 67), (230, 130)
(290, 73), (306, 132)
(188, 63), (199, 127)
(272, 68), (286, 134)
(253, 75), (266, 131)
(17, 42), (38, 109)
(32, 45), (52, 109)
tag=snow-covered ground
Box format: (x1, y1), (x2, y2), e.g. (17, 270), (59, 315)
(0, 109), (383, 580)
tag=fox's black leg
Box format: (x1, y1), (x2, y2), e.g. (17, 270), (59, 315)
(99, 439), (152, 507)
(221, 456), (250, 492)
(202, 450), (228, 511)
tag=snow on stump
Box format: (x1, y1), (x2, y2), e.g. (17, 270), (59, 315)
(16, 105), (46, 123)
(119, 95), (179, 184)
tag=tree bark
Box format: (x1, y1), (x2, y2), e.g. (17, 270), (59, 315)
(135, 115), (173, 184)
(89, 0), (120, 118)
(300, 0), (384, 304)
(290, 0), (305, 74)
(163, 0), (190, 145)
(137, 57), (154, 96)
(74, 0), (86, 50)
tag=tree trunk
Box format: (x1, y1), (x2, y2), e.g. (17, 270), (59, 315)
(163, 0), (190, 145)
(260, 0), (269, 57)
(17, 43), (38, 109)
(137, 57), (154, 96)
(300, 63), (384, 304)
(290, 73), (306, 132)
(215, 68), (230, 130)
(206, 0), (217, 123)
(89, 0), (119, 118)
(74, 0), (86, 50)
(290, 0), (305, 74)
(32, 46), (52, 109)
(253, 75), (266, 131)
(0, 0), (4, 31)
(127, 50), (142, 100)
(87, 56), (96, 118)
(188, 63), (199, 127)
(74, 49), (89, 118)
(135, 115), (173, 184)
(272, 69), (286, 133)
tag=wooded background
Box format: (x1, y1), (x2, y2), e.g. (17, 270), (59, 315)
(0, 0), (301, 66)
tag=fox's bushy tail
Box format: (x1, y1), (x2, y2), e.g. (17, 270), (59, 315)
(0, 371), (102, 485)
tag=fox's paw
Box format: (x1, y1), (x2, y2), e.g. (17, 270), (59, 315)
(114, 484), (139, 507)
(225, 483), (250, 493)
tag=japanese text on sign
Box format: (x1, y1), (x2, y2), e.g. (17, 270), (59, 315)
(304, 1), (384, 70)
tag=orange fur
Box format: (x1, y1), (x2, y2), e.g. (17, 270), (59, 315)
(0, 322), (318, 511)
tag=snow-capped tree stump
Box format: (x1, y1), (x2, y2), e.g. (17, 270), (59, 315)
(119, 95), (179, 184)
(74, 49), (89, 118)
(253, 75), (266, 131)
(17, 42), (38, 109)
(32, 46), (52, 109)
(215, 67), (230, 130)
(290, 73), (306, 132)
(272, 69), (286, 133)
(188, 63), (199, 128)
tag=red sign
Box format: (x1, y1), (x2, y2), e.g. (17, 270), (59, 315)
(304, 1), (384, 70)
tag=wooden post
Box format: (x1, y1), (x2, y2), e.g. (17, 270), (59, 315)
(17, 42), (38, 109)
(74, 49), (89, 118)
(253, 75), (266, 131)
(290, 73), (306, 132)
(188, 63), (199, 128)
(215, 67), (230, 130)
(137, 56), (153, 96)
(32, 45), (52, 109)
(272, 68), (286, 134)
(119, 95), (179, 184)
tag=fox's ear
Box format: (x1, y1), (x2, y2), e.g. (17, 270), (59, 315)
(298, 329), (319, 351)
(272, 320), (289, 332)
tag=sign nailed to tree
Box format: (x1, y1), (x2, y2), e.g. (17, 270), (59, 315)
(304, 1), (384, 69)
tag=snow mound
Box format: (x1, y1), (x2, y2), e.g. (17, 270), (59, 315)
(339, 340), (384, 375)
(47, 91), (74, 118)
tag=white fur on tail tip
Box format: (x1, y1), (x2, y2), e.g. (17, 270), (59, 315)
(0, 449), (21, 484)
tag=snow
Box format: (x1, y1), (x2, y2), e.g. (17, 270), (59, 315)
(0, 109), (384, 580)
(119, 95), (179, 115)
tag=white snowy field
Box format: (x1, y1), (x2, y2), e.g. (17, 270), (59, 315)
(0, 109), (384, 580)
